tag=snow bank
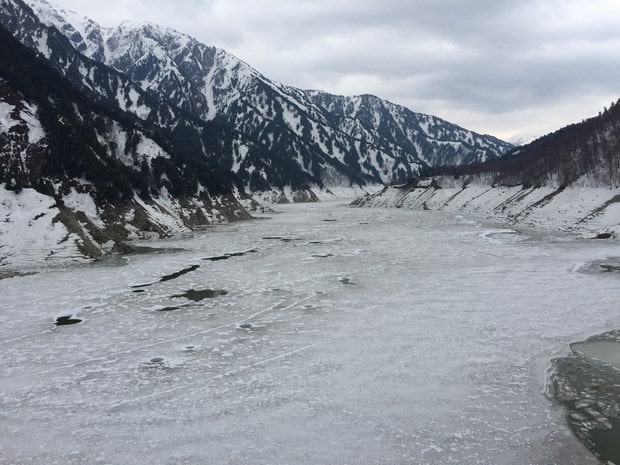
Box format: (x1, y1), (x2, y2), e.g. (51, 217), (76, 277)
(0, 185), (84, 269)
(0, 101), (18, 134)
(0, 182), (253, 269)
(356, 177), (620, 236)
(248, 184), (383, 207)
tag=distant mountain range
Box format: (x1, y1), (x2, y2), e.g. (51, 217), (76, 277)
(1, 0), (512, 194)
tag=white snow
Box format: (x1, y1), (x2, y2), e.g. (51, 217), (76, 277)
(0, 201), (616, 464)
(19, 102), (46, 143)
(62, 188), (104, 228)
(314, 184), (383, 201)
(0, 184), (84, 268)
(231, 143), (248, 173)
(127, 87), (151, 120)
(34, 30), (51, 58)
(361, 178), (620, 236)
(135, 136), (170, 161)
(131, 191), (198, 237)
(0, 101), (18, 134)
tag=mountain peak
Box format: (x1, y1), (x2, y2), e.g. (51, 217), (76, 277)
(23, 0), (103, 56)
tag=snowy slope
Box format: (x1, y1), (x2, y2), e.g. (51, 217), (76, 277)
(0, 185), (84, 268)
(306, 91), (511, 168)
(356, 100), (620, 236)
(355, 177), (620, 236)
(0, 24), (253, 267)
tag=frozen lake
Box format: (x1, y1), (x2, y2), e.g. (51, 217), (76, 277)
(1, 201), (619, 465)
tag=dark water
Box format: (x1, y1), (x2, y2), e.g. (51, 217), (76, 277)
(172, 289), (228, 301)
(156, 306), (184, 312)
(579, 257), (620, 275)
(128, 246), (186, 254)
(131, 250), (256, 290)
(262, 236), (302, 243)
(160, 264), (201, 282)
(203, 249), (258, 261)
(55, 316), (82, 326)
(550, 332), (620, 464)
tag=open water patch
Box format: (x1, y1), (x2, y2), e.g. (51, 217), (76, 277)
(160, 264), (201, 282)
(127, 245), (186, 255)
(579, 257), (620, 276)
(203, 249), (258, 262)
(480, 229), (521, 243)
(55, 315), (83, 326)
(155, 305), (189, 312)
(262, 236), (303, 243)
(172, 289), (229, 302)
(548, 331), (620, 465)
(593, 232), (615, 240)
(131, 264), (202, 289)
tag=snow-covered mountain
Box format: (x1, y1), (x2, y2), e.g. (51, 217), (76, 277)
(15, 0), (512, 189)
(0, 0), (516, 265)
(0, 22), (250, 266)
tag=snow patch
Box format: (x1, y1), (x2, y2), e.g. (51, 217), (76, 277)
(62, 189), (104, 228)
(358, 178), (620, 236)
(0, 102), (18, 134)
(0, 185), (84, 268)
(19, 102), (45, 143)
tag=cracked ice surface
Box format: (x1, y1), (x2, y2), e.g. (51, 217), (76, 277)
(1, 201), (619, 465)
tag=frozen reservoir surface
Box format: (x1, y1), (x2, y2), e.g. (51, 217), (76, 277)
(1, 201), (619, 465)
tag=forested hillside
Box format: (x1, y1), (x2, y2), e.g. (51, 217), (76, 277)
(430, 100), (620, 188)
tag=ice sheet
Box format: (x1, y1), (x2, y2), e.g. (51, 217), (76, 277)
(1, 202), (619, 464)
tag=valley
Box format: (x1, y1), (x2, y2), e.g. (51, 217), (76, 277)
(1, 202), (618, 464)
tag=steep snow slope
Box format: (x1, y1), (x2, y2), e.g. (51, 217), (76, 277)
(0, 24), (251, 267)
(306, 91), (510, 168)
(355, 177), (620, 236)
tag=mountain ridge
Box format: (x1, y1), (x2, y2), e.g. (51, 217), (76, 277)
(16, 0), (512, 188)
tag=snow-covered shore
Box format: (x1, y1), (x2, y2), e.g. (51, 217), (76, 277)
(353, 176), (620, 237)
(0, 184), (251, 270)
(0, 183), (377, 270)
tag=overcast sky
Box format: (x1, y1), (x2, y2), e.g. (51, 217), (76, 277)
(51, 0), (620, 142)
